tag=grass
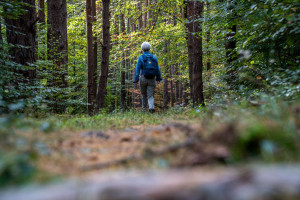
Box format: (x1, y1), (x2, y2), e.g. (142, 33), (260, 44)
(1, 97), (299, 186)
(23, 108), (203, 132)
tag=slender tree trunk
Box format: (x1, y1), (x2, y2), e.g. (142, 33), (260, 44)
(206, 2), (211, 71)
(175, 66), (179, 105)
(92, 0), (98, 90)
(138, 2), (143, 31)
(0, 20), (3, 52)
(163, 44), (169, 109)
(179, 82), (183, 105)
(225, 0), (237, 64)
(170, 66), (174, 107)
(183, 83), (189, 106)
(38, 0), (45, 24)
(96, 0), (110, 110)
(132, 16), (136, 32)
(193, 1), (204, 105)
(148, 0), (152, 27)
(144, 0), (148, 30)
(120, 14), (126, 110)
(47, 0), (68, 87)
(126, 15), (132, 108)
(87, 0), (98, 115)
(225, 0), (237, 86)
(186, 0), (195, 104)
(4, 0), (37, 83)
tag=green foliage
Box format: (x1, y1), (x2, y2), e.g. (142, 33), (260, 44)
(203, 0), (300, 102)
(207, 95), (300, 163)
(0, 115), (37, 186)
(0, 152), (36, 186)
(232, 122), (299, 162)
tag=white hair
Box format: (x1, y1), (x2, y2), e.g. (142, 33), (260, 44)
(141, 42), (151, 51)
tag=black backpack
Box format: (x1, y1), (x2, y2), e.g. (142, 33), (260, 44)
(141, 54), (158, 79)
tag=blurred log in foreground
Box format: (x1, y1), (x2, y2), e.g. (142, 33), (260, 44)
(0, 165), (300, 200)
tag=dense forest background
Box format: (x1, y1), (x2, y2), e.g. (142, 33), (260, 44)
(1, 0), (299, 115)
(0, 0), (299, 189)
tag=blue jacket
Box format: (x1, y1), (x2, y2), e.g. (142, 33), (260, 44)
(133, 51), (163, 83)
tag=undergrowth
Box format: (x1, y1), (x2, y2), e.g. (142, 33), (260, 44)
(0, 96), (299, 186)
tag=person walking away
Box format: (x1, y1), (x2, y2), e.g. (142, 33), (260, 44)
(133, 42), (162, 113)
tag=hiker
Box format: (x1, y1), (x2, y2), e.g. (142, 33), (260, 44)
(133, 42), (162, 113)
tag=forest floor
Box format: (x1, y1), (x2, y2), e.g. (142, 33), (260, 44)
(34, 120), (229, 178)
(17, 102), (298, 181)
(1, 103), (300, 199)
(2, 104), (299, 200)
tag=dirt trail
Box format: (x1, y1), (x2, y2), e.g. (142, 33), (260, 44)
(3, 122), (300, 200)
(36, 122), (233, 177)
(37, 123), (198, 175)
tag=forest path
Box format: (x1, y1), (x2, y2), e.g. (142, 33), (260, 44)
(36, 121), (232, 177)
(4, 118), (300, 200)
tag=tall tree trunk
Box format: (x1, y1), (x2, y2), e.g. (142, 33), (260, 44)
(87, 0), (97, 115)
(170, 66), (174, 107)
(148, 0), (152, 27)
(175, 66), (179, 105)
(92, 0), (98, 81)
(163, 44), (169, 109)
(96, 0), (110, 110)
(206, 2), (211, 71)
(193, 1), (204, 105)
(126, 15), (132, 108)
(37, 0), (45, 24)
(186, 0), (195, 104)
(120, 14), (126, 110)
(4, 0), (37, 83)
(47, 0), (68, 87)
(138, 2), (143, 31)
(144, 0), (148, 30)
(132, 16), (136, 32)
(225, 0), (237, 86)
(183, 83), (189, 106)
(92, 0), (98, 102)
(0, 20), (3, 52)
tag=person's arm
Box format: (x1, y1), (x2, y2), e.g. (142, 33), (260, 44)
(154, 55), (163, 82)
(133, 56), (142, 83)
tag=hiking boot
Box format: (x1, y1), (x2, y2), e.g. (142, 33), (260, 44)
(149, 109), (155, 113)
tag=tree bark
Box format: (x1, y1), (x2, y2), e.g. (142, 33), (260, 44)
(138, 2), (143, 31)
(186, 0), (195, 104)
(37, 0), (45, 24)
(126, 15), (132, 108)
(163, 44), (169, 109)
(144, 0), (148, 30)
(87, 0), (98, 115)
(193, 1), (204, 106)
(0, 20), (3, 52)
(96, 0), (110, 110)
(47, 0), (68, 87)
(225, 0), (237, 86)
(170, 66), (174, 107)
(175, 66), (179, 105)
(120, 14), (126, 110)
(225, 0), (237, 64)
(4, 0), (37, 83)
(206, 2), (211, 71)
(148, 0), (152, 27)
(92, 0), (98, 93)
